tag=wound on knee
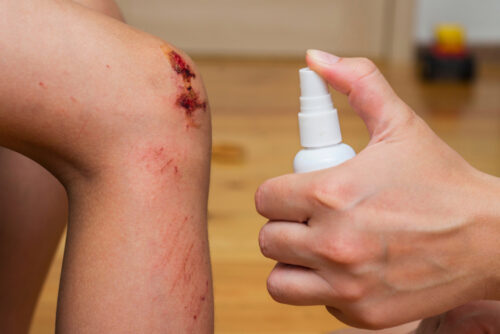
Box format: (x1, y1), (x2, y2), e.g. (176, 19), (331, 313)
(168, 50), (196, 82)
(162, 46), (207, 129)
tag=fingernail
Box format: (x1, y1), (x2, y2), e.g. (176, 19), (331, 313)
(307, 49), (340, 65)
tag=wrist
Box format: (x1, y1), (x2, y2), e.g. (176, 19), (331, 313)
(471, 170), (500, 300)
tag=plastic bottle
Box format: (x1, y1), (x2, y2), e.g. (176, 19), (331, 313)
(293, 68), (356, 173)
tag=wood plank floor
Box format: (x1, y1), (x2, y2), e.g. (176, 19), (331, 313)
(30, 58), (500, 333)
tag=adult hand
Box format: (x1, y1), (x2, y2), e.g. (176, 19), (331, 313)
(414, 301), (500, 334)
(255, 50), (500, 329)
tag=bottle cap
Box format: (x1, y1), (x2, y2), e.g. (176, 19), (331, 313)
(298, 68), (342, 148)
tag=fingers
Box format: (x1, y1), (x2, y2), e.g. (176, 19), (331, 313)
(267, 263), (333, 305)
(259, 221), (317, 267)
(255, 172), (317, 222)
(306, 49), (413, 140)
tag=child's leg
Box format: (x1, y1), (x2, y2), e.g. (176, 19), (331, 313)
(0, 147), (67, 334)
(0, 2), (124, 333)
(0, 0), (212, 332)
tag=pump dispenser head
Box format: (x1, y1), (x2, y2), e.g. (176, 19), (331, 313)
(298, 68), (342, 148)
(300, 68), (330, 98)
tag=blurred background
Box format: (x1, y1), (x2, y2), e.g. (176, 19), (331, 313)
(32, 1), (500, 333)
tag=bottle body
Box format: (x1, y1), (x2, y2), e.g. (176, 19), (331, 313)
(293, 143), (355, 173)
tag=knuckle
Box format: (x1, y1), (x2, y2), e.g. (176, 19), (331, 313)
(310, 177), (355, 212)
(356, 57), (378, 77)
(315, 235), (361, 265)
(350, 58), (381, 96)
(314, 237), (342, 262)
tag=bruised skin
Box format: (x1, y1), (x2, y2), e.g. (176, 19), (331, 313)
(161, 46), (207, 128)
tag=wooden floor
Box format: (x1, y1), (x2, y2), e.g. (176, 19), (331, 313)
(30, 58), (500, 333)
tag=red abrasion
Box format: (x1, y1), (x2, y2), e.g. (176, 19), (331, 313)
(176, 91), (207, 117)
(38, 82), (46, 89)
(163, 46), (207, 126)
(70, 96), (78, 103)
(152, 147), (165, 157)
(140, 146), (180, 176)
(168, 51), (196, 82)
(174, 166), (179, 174)
(159, 158), (174, 174)
(193, 315), (197, 320)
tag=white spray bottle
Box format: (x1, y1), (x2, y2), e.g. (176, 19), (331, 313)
(293, 68), (356, 173)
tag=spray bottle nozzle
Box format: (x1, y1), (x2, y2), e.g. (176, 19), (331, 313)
(298, 67), (341, 147)
(299, 68), (329, 98)
(299, 68), (334, 113)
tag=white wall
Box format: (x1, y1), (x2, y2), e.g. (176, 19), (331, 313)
(115, 0), (408, 59)
(416, 0), (500, 44)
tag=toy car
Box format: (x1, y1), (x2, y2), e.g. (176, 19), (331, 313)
(419, 24), (475, 81)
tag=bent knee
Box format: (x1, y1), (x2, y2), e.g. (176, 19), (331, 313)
(69, 38), (211, 181)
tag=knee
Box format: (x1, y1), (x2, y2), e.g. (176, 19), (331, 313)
(73, 40), (211, 183)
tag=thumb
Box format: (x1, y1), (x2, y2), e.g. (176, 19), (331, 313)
(306, 49), (413, 141)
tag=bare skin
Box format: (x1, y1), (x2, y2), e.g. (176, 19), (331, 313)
(256, 50), (500, 329)
(334, 301), (500, 333)
(414, 301), (500, 334)
(0, 148), (67, 334)
(332, 301), (500, 333)
(0, 2), (121, 332)
(72, 0), (124, 20)
(0, 0), (212, 332)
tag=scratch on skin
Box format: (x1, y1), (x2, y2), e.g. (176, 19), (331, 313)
(153, 216), (191, 270)
(139, 146), (179, 176)
(159, 158), (174, 174)
(169, 240), (196, 293)
(38, 82), (47, 89)
(161, 45), (207, 129)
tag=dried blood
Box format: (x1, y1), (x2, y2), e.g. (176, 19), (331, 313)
(168, 51), (196, 83)
(163, 47), (207, 126)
